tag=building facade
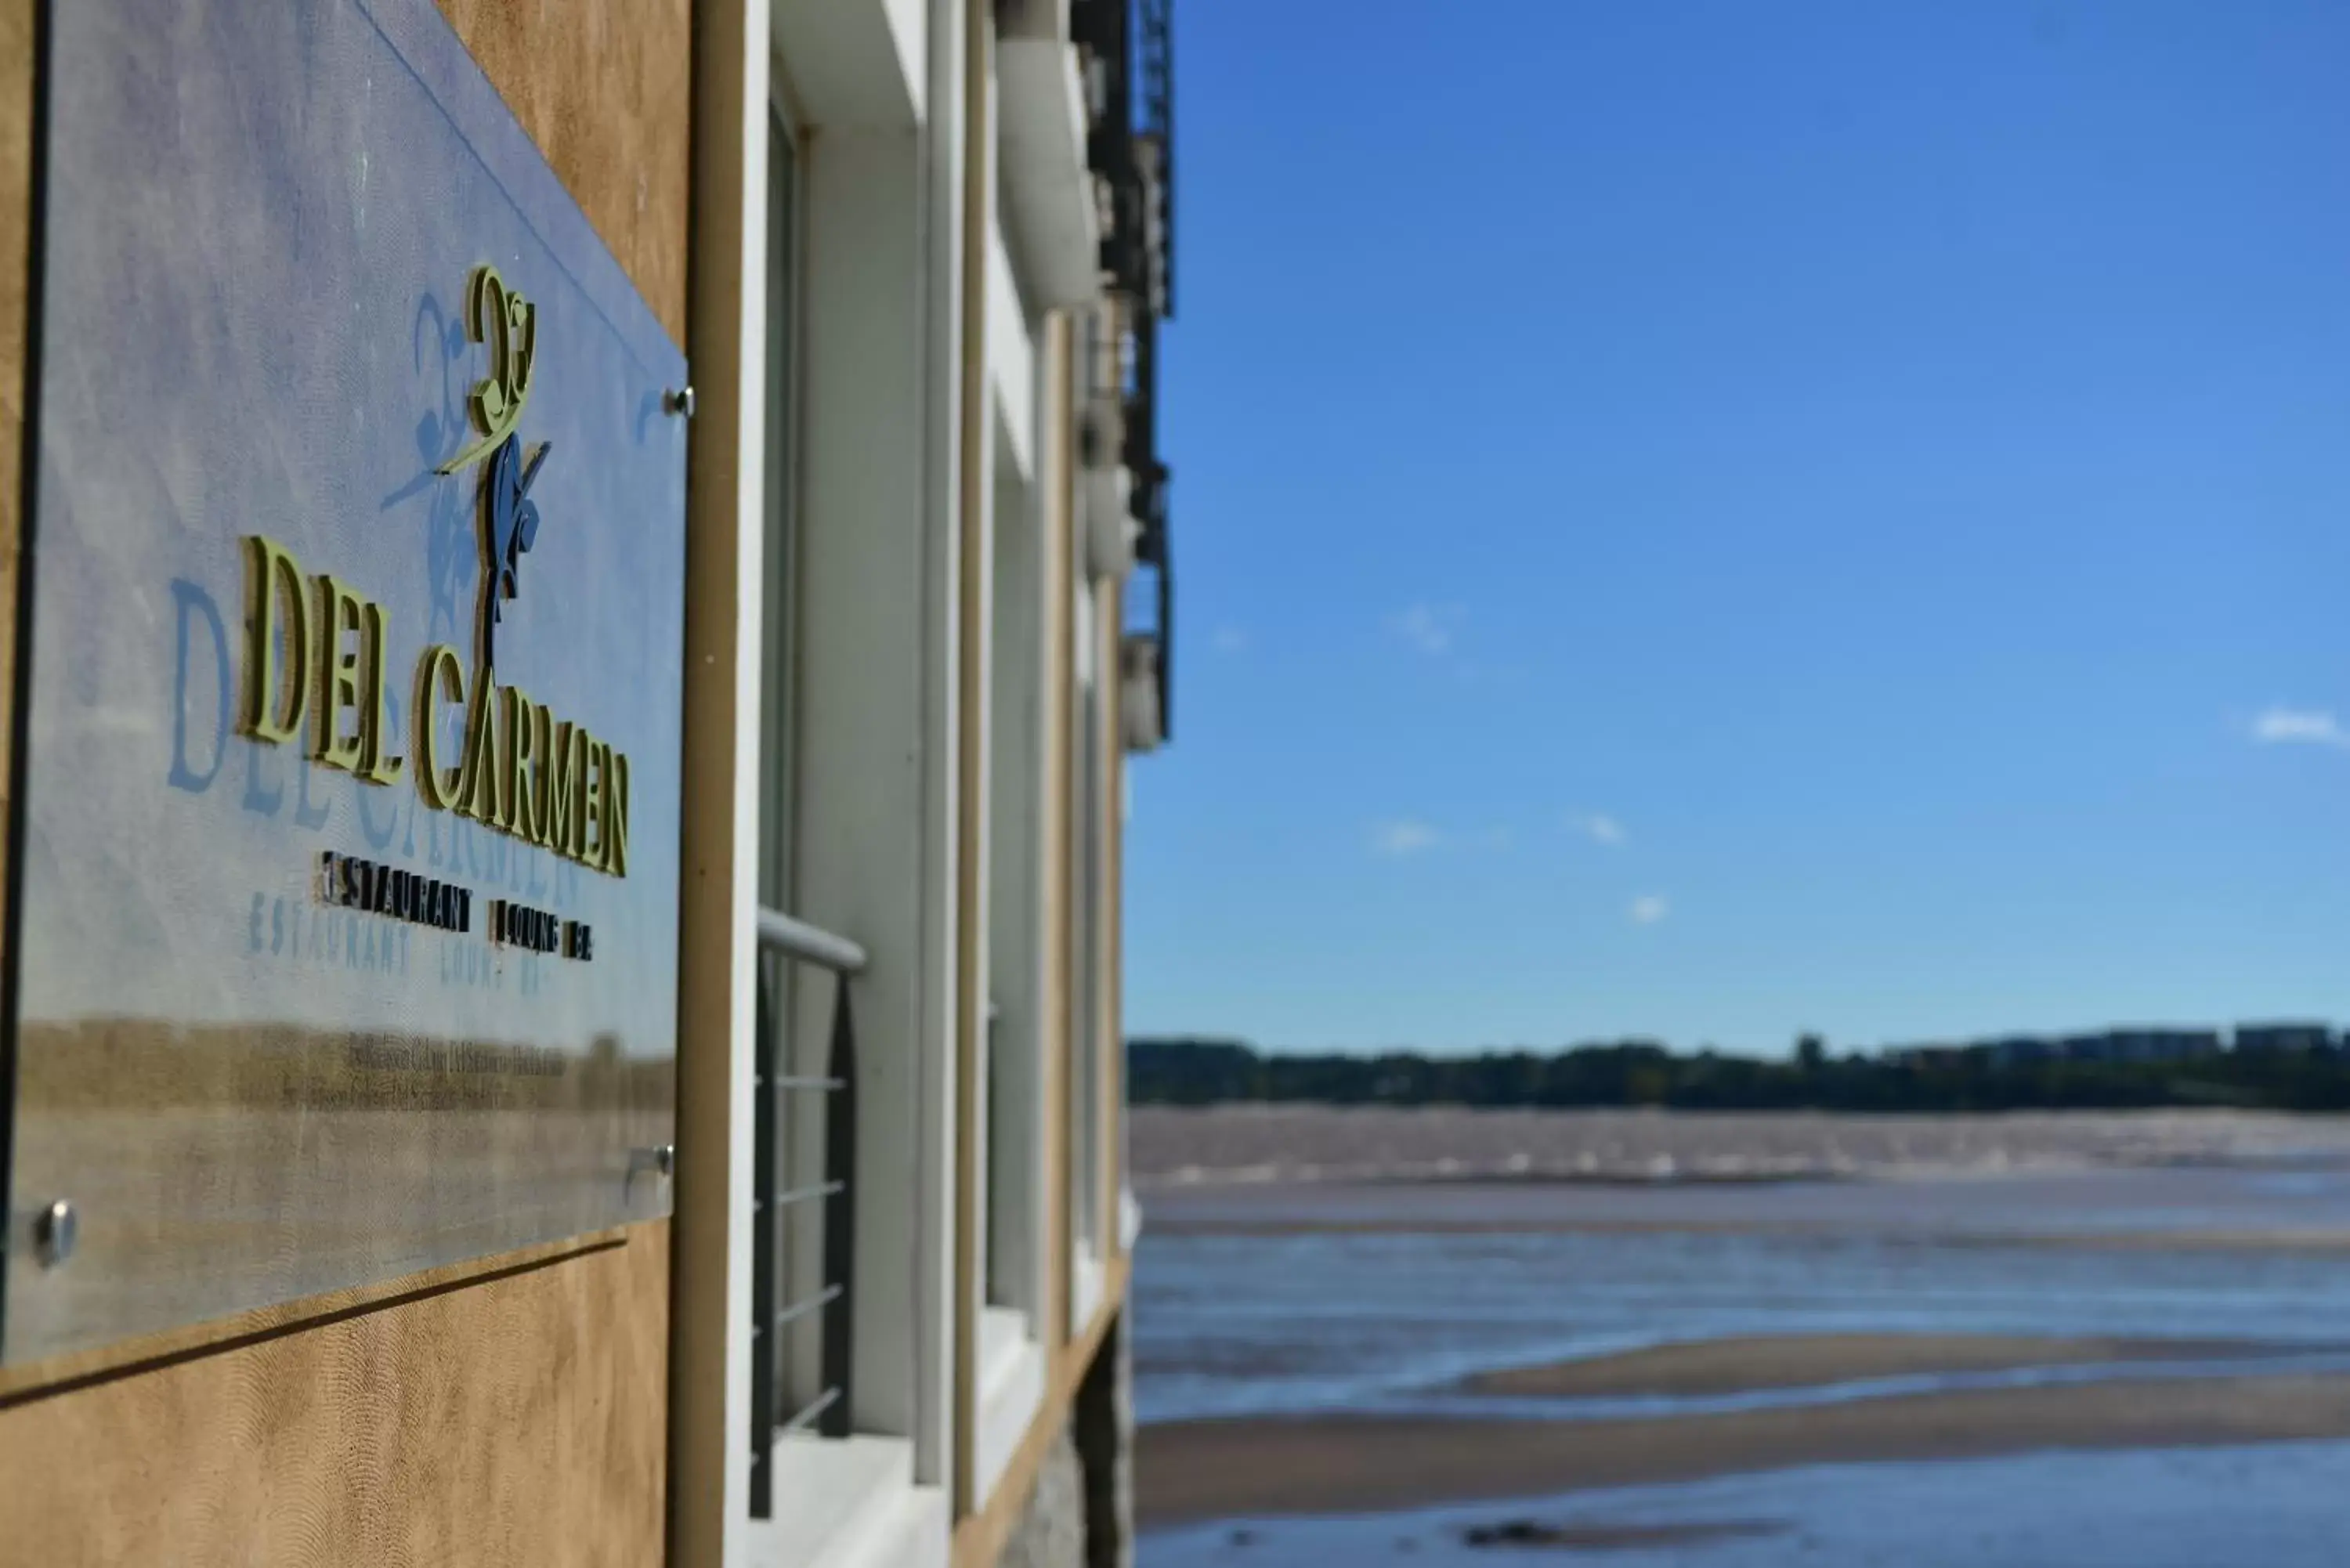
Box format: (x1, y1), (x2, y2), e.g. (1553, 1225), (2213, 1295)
(0, 0), (1173, 1564)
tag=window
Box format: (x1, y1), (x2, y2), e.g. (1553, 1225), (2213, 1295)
(751, 95), (858, 1473)
(973, 251), (1050, 1501)
(987, 446), (1046, 1327)
(757, 102), (799, 916)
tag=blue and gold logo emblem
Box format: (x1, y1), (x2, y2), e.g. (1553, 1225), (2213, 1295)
(438, 265), (550, 668)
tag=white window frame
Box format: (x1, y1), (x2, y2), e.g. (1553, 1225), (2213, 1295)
(969, 159), (1051, 1519)
(743, 2), (953, 1564)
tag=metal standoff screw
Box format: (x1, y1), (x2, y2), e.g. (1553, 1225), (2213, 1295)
(34, 1199), (76, 1267)
(665, 385), (696, 418)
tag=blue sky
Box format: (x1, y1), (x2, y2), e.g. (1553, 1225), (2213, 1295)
(1123, 0), (2350, 1056)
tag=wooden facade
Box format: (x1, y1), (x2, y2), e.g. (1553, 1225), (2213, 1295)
(0, 0), (1158, 1562)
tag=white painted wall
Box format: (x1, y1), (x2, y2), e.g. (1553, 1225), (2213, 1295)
(730, 0), (1141, 1556)
(772, 0), (926, 127)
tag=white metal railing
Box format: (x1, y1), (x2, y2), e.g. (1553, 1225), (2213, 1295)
(749, 906), (867, 1519)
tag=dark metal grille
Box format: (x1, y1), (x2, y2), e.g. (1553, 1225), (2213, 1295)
(748, 908), (866, 1519)
(1076, 0), (1177, 742)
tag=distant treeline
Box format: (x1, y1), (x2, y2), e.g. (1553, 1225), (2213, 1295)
(1127, 1031), (2350, 1113)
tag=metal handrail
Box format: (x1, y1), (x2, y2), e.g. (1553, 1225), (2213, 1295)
(772, 1180), (845, 1208)
(757, 906), (868, 974)
(748, 905), (862, 1519)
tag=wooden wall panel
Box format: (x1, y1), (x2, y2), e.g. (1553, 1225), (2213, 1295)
(1, 0), (31, 991)
(0, 1222), (671, 1567)
(434, 0), (692, 345)
(0, 6), (684, 1563)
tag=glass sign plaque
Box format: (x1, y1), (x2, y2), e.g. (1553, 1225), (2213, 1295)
(4, 0), (687, 1362)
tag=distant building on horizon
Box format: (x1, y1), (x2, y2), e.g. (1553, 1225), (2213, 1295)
(1985, 1035), (2053, 1066)
(1859, 1024), (2350, 1069)
(2233, 1022), (2335, 1056)
(1881, 1042), (1965, 1070)
(1889, 1028), (2233, 1068)
(2105, 1028), (2224, 1063)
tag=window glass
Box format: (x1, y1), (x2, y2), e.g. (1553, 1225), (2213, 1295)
(757, 107), (798, 910)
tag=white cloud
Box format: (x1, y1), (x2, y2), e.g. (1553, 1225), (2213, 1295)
(1629, 894), (1669, 925)
(1372, 819), (1441, 857)
(1387, 602), (1462, 656)
(1210, 625), (1249, 654)
(1369, 820), (1516, 855)
(2251, 706), (2350, 750)
(1571, 812), (1626, 847)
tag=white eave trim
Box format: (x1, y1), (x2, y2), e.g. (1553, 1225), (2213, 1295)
(772, 0), (926, 129)
(997, 38), (1100, 311)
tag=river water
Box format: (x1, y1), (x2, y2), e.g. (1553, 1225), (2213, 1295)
(1133, 1146), (2350, 1565)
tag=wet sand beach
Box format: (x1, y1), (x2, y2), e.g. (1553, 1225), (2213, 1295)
(1460, 1331), (2292, 1399)
(1139, 1360), (2350, 1526)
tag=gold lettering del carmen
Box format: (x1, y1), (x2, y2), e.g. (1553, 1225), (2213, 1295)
(237, 535), (629, 879)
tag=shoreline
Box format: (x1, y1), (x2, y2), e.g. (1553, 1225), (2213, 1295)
(1131, 1104), (2350, 1194)
(1141, 1210), (2350, 1252)
(1133, 1165), (2350, 1252)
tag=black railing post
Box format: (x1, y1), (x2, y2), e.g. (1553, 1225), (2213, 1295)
(819, 976), (857, 1439)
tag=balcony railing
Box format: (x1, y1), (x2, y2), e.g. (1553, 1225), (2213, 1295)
(1076, 0), (1176, 743)
(749, 906), (867, 1519)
